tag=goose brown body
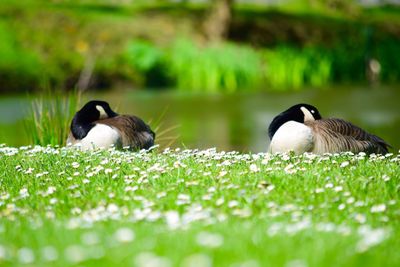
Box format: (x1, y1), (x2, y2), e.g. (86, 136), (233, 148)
(305, 118), (389, 154)
(268, 104), (390, 155)
(67, 100), (155, 150)
(96, 115), (155, 149)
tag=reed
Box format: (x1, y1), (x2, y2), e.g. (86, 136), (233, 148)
(263, 46), (332, 90)
(168, 39), (262, 92)
(24, 91), (80, 146)
(147, 107), (180, 149)
(124, 39), (262, 92)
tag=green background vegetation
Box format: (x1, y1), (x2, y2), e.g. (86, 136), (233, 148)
(1, 0), (400, 93)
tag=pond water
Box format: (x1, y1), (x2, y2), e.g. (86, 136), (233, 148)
(1, 85), (399, 152)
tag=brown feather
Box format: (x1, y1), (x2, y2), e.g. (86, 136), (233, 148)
(305, 118), (390, 154)
(96, 115), (155, 150)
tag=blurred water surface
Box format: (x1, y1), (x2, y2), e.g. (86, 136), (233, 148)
(1, 86), (399, 152)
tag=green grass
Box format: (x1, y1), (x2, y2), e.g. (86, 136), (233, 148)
(24, 91), (80, 146)
(0, 147), (399, 266)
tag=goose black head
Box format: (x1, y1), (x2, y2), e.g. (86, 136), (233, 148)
(71, 100), (118, 139)
(268, 103), (322, 139)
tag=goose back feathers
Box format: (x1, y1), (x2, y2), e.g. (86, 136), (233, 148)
(305, 118), (389, 154)
(97, 115), (155, 149)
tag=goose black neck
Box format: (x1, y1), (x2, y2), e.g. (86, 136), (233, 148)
(70, 113), (96, 140)
(268, 111), (304, 139)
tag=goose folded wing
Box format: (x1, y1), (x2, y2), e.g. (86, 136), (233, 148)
(305, 118), (389, 154)
(97, 115), (155, 149)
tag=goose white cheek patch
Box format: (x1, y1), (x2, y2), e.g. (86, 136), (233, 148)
(96, 105), (107, 119)
(300, 106), (315, 122)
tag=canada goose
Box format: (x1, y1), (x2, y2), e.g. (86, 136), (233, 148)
(268, 104), (390, 154)
(67, 100), (155, 150)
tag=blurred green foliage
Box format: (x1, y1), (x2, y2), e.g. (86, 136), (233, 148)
(0, 22), (42, 92)
(168, 39), (261, 93)
(126, 41), (164, 73)
(374, 38), (400, 82)
(263, 47), (332, 89)
(124, 39), (262, 92)
(123, 40), (332, 91)
(0, 1), (400, 93)
(125, 41), (170, 87)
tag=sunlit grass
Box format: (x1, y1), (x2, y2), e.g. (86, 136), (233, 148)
(0, 147), (399, 266)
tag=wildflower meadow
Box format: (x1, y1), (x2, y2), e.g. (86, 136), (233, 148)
(0, 145), (399, 266)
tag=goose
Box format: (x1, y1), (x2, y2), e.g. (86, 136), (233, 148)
(67, 100), (155, 150)
(268, 103), (390, 154)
